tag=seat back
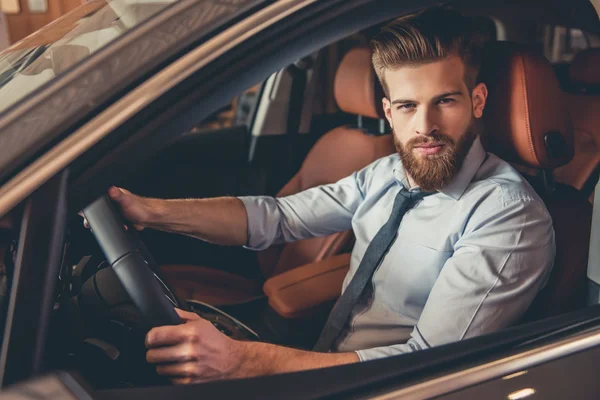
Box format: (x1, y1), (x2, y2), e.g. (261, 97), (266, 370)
(553, 48), (600, 195)
(257, 47), (395, 278)
(479, 42), (591, 318)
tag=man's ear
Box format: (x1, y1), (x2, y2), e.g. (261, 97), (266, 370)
(382, 97), (393, 128)
(472, 82), (488, 119)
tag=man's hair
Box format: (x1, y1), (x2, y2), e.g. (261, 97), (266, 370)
(370, 7), (484, 97)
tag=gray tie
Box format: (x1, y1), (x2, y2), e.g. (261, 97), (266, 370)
(313, 188), (430, 352)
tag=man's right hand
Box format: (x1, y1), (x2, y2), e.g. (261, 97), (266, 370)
(85, 187), (248, 246)
(107, 186), (154, 231)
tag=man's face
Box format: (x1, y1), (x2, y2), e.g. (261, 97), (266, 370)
(382, 55), (487, 191)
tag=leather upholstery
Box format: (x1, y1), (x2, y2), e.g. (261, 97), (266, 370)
(161, 47), (394, 305)
(159, 265), (263, 304)
(570, 48), (600, 85)
(554, 95), (600, 191)
(479, 42), (574, 169)
(479, 42), (591, 319)
(263, 253), (351, 318)
(334, 47), (386, 119)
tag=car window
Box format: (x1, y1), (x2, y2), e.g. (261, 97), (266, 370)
(0, 0), (177, 114)
(542, 25), (600, 63)
(192, 84), (262, 132)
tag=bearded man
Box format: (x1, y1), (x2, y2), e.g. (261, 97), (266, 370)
(106, 7), (554, 383)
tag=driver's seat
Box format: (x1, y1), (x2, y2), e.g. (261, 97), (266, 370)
(479, 42), (592, 318)
(160, 47), (395, 305)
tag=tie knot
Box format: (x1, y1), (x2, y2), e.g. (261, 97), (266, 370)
(400, 189), (431, 203)
(392, 189), (431, 217)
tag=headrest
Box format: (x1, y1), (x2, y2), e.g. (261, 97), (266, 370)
(334, 47), (385, 119)
(570, 48), (600, 85)
(479, 42), (573, 169)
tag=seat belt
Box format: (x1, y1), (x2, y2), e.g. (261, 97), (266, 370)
(283, 58), (311, 175)
(285, 61), (309, 136)
(587, 181), (600, 304)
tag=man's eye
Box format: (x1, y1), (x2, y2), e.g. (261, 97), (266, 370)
(437, 98), (455, 105)
(398, 104), (416, 111)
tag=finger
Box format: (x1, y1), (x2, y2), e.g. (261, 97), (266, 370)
(176, 308), (201, 321)
(156, 362), (202, 380)
(146, 325), (191, 348)
(146, 342), (196, 364)
(108, 186), (122, 201)
(133, 223), (145, 231)
(171, 377), (206, 385)
(156, 362), (197, 378)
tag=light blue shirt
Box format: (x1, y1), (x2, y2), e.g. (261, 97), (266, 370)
(239, 137), (555, 361)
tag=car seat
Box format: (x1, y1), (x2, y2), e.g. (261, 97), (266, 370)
(553, 48), (600, 197)
(478, 42), (592, 318)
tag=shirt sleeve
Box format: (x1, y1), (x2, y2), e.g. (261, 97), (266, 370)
(238, 167), (371, 251)
(356, 196), (555, 362)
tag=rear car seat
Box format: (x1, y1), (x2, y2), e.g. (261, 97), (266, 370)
(553, 48), (600, 197)
(160, 47), (395, 305)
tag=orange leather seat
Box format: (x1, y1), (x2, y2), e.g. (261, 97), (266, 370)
(479, 42), (591, 318)
(553, 48), (600, 196)
(161, 47), (395, 305)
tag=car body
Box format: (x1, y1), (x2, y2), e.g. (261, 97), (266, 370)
(0, 0), (599, 398)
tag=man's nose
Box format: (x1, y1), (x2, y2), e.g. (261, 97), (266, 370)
(415, 108), (439, 135)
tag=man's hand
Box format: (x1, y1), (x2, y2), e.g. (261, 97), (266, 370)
(84, 187), (248, 246)
(145, 309), (360, 385)
(146, 309), (245, 384)
(80, 186), (154, 231)
(107, 186), (154, 231)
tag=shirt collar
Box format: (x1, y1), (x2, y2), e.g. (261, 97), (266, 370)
(392, 136), (486, 201)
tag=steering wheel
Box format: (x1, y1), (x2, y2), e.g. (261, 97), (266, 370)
(82, 196), (182, 328)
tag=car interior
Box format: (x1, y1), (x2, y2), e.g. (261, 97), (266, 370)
(0, 0), (599, 394)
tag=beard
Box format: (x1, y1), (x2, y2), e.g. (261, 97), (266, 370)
(395, 123), (477, 192)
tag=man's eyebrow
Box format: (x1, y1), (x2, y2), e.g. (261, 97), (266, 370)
(433, 91), (463, 100)
(391, 99), (416, 105)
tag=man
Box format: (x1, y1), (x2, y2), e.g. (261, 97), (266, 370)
(107, 7), (554, 384)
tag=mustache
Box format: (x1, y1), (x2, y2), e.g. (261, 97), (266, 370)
(406, 133), (455, 149)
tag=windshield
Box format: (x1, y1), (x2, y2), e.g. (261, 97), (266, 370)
(0, 0), (177, 114)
